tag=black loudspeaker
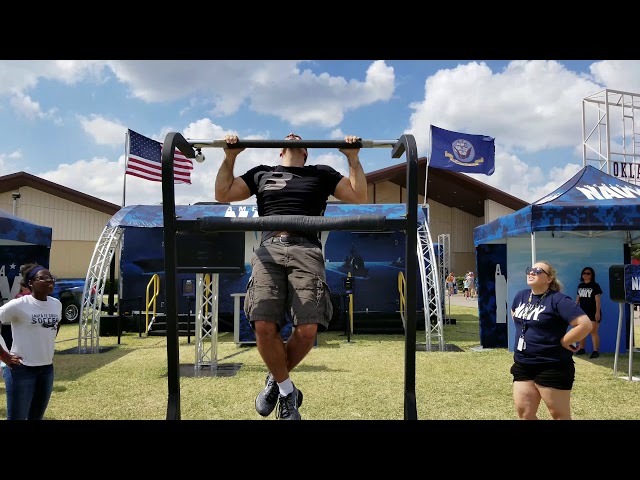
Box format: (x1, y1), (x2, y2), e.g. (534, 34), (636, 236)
(175, 231), (245, 274)
(609, 265), (626, 303)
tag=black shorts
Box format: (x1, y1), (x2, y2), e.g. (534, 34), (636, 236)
(510, 361), (575, 390)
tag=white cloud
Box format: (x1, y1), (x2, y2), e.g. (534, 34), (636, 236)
(103, 60), (395, 128)
(407, 60), (603, 156)
(9, 92), (44, 120)
(78, 115), (128, 146)
(5, 59), (640, 207)
(589, 60), (640, 93)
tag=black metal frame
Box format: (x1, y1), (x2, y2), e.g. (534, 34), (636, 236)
(161, 134), (418, 420)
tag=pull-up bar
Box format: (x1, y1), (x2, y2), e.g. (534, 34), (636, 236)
(161, 133), (419, 421)
(187, 138), (398, 149)
(183, 138), (399, 163)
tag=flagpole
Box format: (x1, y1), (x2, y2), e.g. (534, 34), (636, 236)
(423, 125), (432, 206)
(122, 130), (129, 208)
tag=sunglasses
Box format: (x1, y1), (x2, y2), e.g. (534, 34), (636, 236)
(34, 275), (57, 282)
(285, 133), (302, 140)
(582, 272), (592, 276)
(526, 267), (548, 276)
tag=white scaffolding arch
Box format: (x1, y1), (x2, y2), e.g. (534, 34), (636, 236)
(77, 225), (122, 353)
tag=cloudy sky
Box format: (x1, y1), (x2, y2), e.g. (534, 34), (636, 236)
(1, 60), (638, 207)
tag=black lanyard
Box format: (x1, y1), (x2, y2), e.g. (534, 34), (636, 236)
(521, 289), (550, 337)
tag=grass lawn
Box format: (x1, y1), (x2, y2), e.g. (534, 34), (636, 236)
(4, 305), (640, 420)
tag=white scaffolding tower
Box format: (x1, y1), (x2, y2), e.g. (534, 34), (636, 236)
(417, 220), (445, 351)
(583, 89), (640, 181)
(194, 273), (220, 369)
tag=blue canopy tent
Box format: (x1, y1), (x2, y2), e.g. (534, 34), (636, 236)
(474, 166), (640, 353)
(0, 208), (52, 247)
(0, 208), (52, 303)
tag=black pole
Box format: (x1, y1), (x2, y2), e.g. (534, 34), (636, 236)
(347, 295), (351, 343)
(108, 256), (116, 315)
(392, 134), (418, 420)
(161, 132), (196, 421)
(186, 296), (191, 344)
(138, 296), (142, 338)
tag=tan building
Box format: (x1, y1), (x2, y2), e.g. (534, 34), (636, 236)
(364, 158), (527, 275)
(0, 161), (526, 280)
(0, 172), (120, 279)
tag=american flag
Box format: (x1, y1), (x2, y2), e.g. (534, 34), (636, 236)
(125, 129), (193, 184)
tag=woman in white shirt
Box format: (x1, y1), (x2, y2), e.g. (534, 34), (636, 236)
(0, 263), (62, 420)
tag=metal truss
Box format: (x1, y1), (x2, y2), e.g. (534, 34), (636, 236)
(417, 221), (445, 351)
(194, 273), (220, 368)
(583, 89), (640, 184)
(77, 225), (123, 353)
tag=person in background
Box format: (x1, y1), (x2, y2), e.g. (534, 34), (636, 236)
(15, 285), (30, 298)
(446, 272), (455, 296)
(214, 133), (367, 420)
(463, 275), (470, 299)
(468, 272), (476, 298)
(0, 262), (62, 420)
(574, 266), (603, 359)
(510, 261), (591, 420)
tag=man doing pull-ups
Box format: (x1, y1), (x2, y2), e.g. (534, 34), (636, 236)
(214, 133), (367, 420)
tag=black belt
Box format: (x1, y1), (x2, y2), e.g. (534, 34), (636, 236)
(263, 235), (310, 244)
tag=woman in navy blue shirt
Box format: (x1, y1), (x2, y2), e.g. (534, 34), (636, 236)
(510, 261), (591, 420)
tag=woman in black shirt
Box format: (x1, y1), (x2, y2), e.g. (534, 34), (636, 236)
(574, 266), (603, 359)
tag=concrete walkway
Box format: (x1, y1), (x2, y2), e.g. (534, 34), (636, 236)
(444, 293), (478, 308)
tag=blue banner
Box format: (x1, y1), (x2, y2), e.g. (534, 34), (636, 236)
(430, 125), (495, 176)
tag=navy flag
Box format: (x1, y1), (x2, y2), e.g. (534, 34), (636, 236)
(429, 125), (495, 176)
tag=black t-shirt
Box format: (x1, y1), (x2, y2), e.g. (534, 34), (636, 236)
(240, 164), (343, 247)
(576, 281), (603, 319)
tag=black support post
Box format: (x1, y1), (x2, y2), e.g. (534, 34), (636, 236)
(161, 132), (196, 420)
(392, 134), (418, 420)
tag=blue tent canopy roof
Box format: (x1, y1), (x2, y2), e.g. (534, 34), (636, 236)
(108, 203), (411, 229)
(0, 208), (52, 247)
(474, 165), (640, 245)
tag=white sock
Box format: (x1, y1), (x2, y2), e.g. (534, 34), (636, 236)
(278, 378), (294, 396)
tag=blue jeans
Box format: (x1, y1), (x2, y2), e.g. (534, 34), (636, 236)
(1, 364), (12, 419)
(2, 363), (54, 420)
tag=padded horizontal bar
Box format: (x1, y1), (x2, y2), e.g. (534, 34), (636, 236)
(186, 139), (398, 149)
(188, 214), (407, 233)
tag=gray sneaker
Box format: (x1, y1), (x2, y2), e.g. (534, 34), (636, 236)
(255, 373), (279, 416)
(276, 385), (303, 420)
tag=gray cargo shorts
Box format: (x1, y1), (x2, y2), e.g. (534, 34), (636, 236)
(244, 237), (333, 332)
